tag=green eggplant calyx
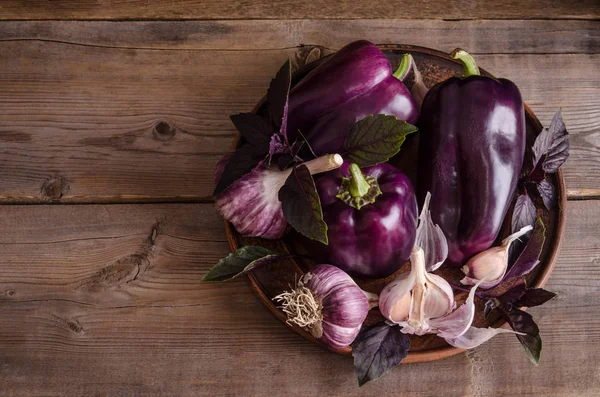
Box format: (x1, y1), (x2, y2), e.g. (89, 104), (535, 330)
(450, 48), (480, 77)
(336, 164), (382, 210)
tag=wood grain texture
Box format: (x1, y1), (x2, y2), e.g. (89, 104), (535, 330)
(0, 20), (598, 53)
(0, 0), (598, 20)
(0, 20), (597, 202)
(0, 201), (598, 396)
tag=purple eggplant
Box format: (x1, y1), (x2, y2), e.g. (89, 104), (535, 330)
(316, 161), (418, 278)
(417, 49), (526, 265)
(288, 40), (418, 155)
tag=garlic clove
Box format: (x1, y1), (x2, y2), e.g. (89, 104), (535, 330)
(424, 273), (456, 318)
(429, 276), (486, 339)
(379, 271), (416, 324)
(444, 326), (525, 350)
(460, 225), (534, 289)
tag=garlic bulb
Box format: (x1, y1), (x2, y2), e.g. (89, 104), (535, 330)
(273, 264), (372, 349)
(214, 154), (342, 239)
(379, 247), (455, 335)
(460, 225), (534, 289)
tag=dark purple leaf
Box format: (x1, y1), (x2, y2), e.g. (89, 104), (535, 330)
(278, 164), (328, 244)
(537, 179), (556, 210)
(511, 192), (537, 233)
(296, 129), (317, 159)
(201, 246), (284, 282)
(343, 115), (417, 167)
(532, 111), (569, 174)
(505, 218), (546, 281)
(514, 288), (557, 308)
(230, 113), (273, 147)
(267, 60), (292, 141)
(498, 283), (528, 305)
(213, 143), (267, 196)
(351, 323), (410, 386)
(499, 307), (542, 365)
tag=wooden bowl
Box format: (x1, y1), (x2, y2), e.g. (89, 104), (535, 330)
(224, 44), (566, 363)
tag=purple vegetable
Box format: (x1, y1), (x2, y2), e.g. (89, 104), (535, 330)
(288, 40), (419, 156)
(417, 49), (526, 265)
(274, 264), (373, 349)
(316, 161), (418, 278)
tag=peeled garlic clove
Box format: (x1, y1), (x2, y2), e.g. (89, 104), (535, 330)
(215, 154), (342, 239)
(273, 264), (370, 349)
(445, 326), (525, 350)
(460, 225), (533, 289)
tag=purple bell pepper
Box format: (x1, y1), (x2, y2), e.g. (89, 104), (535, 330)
(288, 40), (419, 156)
(316, 161), (418, 278)
(417, 49), (526, 265)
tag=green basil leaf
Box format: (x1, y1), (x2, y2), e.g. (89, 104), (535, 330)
(278, 164), (328, 244)
(343, 114), (417, 167)
(201, 246), (282, 282)
(351, 323), (410, 386)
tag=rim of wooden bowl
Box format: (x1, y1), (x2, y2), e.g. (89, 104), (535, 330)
(223, 44), (567, 363)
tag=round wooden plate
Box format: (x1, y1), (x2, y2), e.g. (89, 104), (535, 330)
(224, 44), (567, 363)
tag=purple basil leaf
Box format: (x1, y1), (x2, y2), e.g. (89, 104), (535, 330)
(201, 246), (283, 282)
(498, 283), (528, 305)
(532, 111), (569, 173)
(296, 129), (317, 159)
(266, 60), (292, 141)
(213, 143), (268, 196)
(500, 307), (542, 365)
(505, 218), (546, 281)
(537, 179), (556, 210)
(512, 192), (537, 233)
(343, 115), (418, 167)
(272, 152), (295, 170)
(230, 113), (274, 147)
(514, 288), (557, 308)
(351, 323), (410, 387)
(278, 164), (328, 244)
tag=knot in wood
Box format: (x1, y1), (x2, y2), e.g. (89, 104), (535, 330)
(153, 121), (176, 141)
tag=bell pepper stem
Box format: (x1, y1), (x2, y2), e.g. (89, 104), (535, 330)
(393, 54), (413, 81)
(450, 48), (480, 77)
(348, 163), (370, 198)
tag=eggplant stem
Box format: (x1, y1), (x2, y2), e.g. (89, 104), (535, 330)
(393, 53), (413, 81)
(450, 48), (480, 77)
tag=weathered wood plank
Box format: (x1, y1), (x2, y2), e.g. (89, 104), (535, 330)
(0, 0), (597, 20)
(0, 23), (597, 202)
(0, 20), (597, 54)
(0, 200), (598, 395)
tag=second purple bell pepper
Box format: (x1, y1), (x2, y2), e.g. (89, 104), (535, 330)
(417, 49), (526, 265)
(316, 161), (418, 278)
(288, 40), (419, 156)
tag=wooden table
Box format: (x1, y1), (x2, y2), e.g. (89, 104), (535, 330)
(0, 2), (598, 396)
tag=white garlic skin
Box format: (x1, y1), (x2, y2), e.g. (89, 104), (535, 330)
(379, 247), (455, 335)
